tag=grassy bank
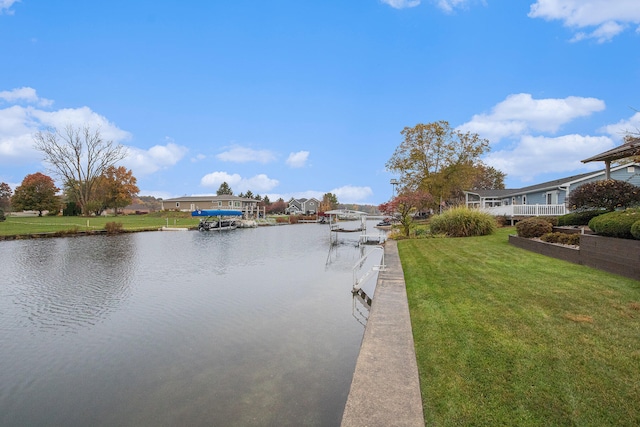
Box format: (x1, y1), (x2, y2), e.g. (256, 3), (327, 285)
(0, 213), (200, 236)
(399, 227), (640, 426)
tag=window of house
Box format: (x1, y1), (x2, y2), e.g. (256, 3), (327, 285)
(176, 202), (180, 208)
(228, 201), (232, 206)
(522, 195), (527, 205)
(218, 201), (222, 207)
(628, 166), (636, 173)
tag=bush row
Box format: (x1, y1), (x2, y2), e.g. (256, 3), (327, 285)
(540, 232), (580, 246)
(557, 209), (604, 226)
(587, 208), (640, 239)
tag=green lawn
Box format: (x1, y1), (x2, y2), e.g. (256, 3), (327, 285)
(399, 227), (640, 426)
(0, 213), (201, 236)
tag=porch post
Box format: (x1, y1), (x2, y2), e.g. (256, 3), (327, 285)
(605, 160), (611, 179)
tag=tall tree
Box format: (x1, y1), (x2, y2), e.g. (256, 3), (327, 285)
(386, 121), (490, 208)
(102, 166), (139, 215)
(216, 182), (233, 195)
(33, 124), (127, 215)
(469, 164), (506, 191)
(0, 182), (12, 211)
(11, 172), (60, 216)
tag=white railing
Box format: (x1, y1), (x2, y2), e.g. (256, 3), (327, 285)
(480, 204), (567, 217)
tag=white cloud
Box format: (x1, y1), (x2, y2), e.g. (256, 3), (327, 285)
(457, 93), (605, 143)
(598, 112), (640, 141)
(381, 0), (421, 9)
(123, 140), (188, 176)
(529, 0), (640, 42)
(200, 171), (279, 193)
(485, 134), (613, 182)
(286, 150), (309, 168)
(216, 145), (276, 163)
(0, 0), (19, 15)
(0, 90), (131, 165)
(330, 185), (374, 203)
(190, 153), (206, 162)
(0, 87), (52, 107)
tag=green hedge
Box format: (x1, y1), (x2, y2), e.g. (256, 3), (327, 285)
(631, 220), (640, 240)
(588, 208), (640, 239)
(557, 209), (605, 226)
(429, 207), (496, 237)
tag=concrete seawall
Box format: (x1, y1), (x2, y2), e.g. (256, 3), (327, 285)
(341, 240), (425, 426)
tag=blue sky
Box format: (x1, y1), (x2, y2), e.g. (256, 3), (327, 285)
(1, 0), (639, 205)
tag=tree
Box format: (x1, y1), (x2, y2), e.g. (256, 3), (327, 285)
(469, 164), (506, 191)
(568, 180), (640, 212)
(244, 190), (254, 199)
(101, 166), (139, 215)
(386, 121), (490, 208)
(320, 193), (338, 212)
(33, 124), (127, 215)
(217, 182), (233, 195)
(0, 182), (12, 211)
(11, 172), (60, 216)
(266, 198), (287, 214)
(378, 190), (433, 237)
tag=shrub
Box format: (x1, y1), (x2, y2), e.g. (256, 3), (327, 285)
(568, 179), (640, 212)
(0, 209), (4, 221)
(631, 220), (640, 240)
(540, 232), (580, 246)
(515, 217), (553, 238)
(428, 206), (496, 237)
(588, 208), (640, 239)
(557, 209), (605, 226)
(104, 221), (124, 234)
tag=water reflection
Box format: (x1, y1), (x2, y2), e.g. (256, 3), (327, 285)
(0, 224), (382, 426)
(9, 235), (135, 334)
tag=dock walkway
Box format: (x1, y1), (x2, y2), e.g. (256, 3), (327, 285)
(341, 239), (425, 426)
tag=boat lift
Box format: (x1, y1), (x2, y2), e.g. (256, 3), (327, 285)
(191, 209), (243, 231)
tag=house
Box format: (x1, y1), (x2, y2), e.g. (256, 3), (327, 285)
(161, 195), (260, 217)
(286, 197), (320, 215)
(465, 162), (640, 218)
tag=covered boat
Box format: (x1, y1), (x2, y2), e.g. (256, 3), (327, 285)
(192, 209), (243, 231)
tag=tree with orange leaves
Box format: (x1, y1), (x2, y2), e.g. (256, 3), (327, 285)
(11, 172), (60, 216)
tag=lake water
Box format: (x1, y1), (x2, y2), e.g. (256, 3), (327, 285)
(0, 221), (385, 426)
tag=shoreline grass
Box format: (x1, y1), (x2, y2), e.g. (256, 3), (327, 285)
(399, 227), (640, 426)
(0, 213), (201, 237)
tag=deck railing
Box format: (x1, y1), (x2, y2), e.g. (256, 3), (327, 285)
(480, 204), (567, 217)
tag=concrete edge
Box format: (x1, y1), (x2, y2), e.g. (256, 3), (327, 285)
(341, 240), (425, 427)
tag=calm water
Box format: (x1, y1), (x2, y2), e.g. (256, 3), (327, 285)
(0, 222), (384, 426)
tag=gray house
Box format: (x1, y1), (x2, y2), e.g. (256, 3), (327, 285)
(161, 195), (260, 217)
(465, 161), (640, 217)
(286, 197), (320, 215)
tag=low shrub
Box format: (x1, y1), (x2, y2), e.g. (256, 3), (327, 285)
(0, 209), (5, 221)
(540, 232), (580, 246)
(515, 217), (553, 238)
(428, 207), (496, 237)
(588, 208), (640, 239)
(557, 209), (605, 226)
(630, 219), (640, 240)
(105, 221), (124, 234)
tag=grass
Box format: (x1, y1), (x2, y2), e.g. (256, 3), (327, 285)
(399, 227), (640, 426)
(0, 213), (201, 236)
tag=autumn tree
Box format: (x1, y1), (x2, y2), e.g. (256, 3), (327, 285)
(101, 166), (139, 215)
(33, 124), (127, 215)
(378, 190), (433, 237)
(386, 121), (491, 208)
(11, 172), (60, 216)
(266, 198), (287, 214)
(0, 182), (12, 211)
(469, 164), (506, 191)
(217, 182), (233, 195)
(320, 193), (338, 212)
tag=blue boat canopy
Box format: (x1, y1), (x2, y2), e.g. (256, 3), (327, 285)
(191, 209), (243, 217)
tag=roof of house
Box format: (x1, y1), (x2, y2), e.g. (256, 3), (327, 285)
(163, 195), (258, 202)
(582, 137), (640, 163)
(466, 162), (639, 199)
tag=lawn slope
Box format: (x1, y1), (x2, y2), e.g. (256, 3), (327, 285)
(400, 228), (640, 426)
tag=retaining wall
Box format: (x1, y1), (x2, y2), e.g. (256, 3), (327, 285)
(509, 234), (640, 281)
